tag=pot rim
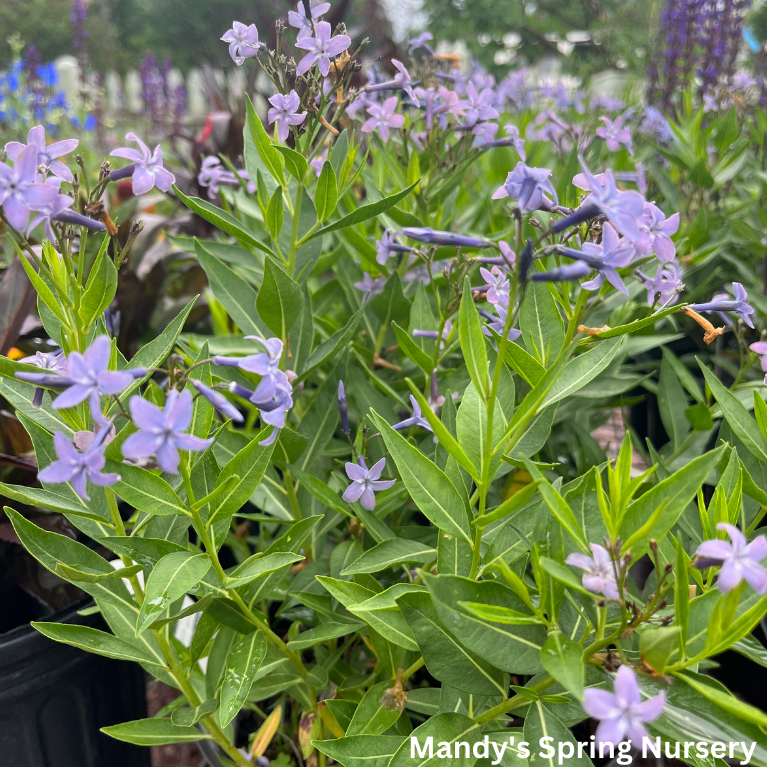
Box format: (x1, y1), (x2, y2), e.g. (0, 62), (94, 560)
(0, 596), (93, 646)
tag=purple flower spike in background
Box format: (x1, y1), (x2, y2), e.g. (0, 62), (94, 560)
(566, 543), (620, 599)
(690, 282), (755, 328)
(38, 430), (120, 501)
(492, 162), (557, 212)
(596, 115), (633, 154)
(295, 21), (351, 77)
(695, 523), (767, 594)
(361, 97), (405, 142)
(288, 1), (331, 37)
(0, 144), (57, 232)
(49, 336), (137, 419)
(342, 456), (395, 510)
(122, 389), (213, 474)
(392, 395), (433, 432)
(110, 133), (175, 195)
(221, 21), (262, 66)
(267, 90), (307, 143)
(5, 125), (79, 183)
(191, 380), (244, 423)
(583, 666), (665, 746)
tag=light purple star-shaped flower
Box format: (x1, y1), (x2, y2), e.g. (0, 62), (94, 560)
(695, 523), (767, 593)
(480, 305), (522, 343)
(392, 395), (433, 432)
(18, 350), (68, 408)
(295, 21), (351, 78)
(565, 543), (620, 599)
(638, 262), (682, 307)
(198, 156), (238, 196)
(375, 228), (413, 265)
(342, 456), (396, 511)
(110, 133), (175, 195)
(465, 81), (499, 126)
(38, 430), (120, 500)
(5, 125), (79, 183)
(221, 21), (262, 66)
(480, 265), (510, 306)
(634, 202), (679, 262)
(689, 282), (755, 328)
(26, 191), (74, 240)
(361, 97), (405, 142)
(48, 336), (137, 419)
(492, 162), (557, 212)
(354, 272), (385, 296)
(0, 145), (59, 232)
(583, 666), (665, 746)
(288, 1), (331, 37)
(214, 336), (285, 402)
(122, 389), (213, 474)
(267, 90), (307, 143)
(572, 157), (645, 240)
(596, 115), (633, 154)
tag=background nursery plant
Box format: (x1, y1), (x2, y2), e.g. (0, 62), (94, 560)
(4, 4), (767, 767)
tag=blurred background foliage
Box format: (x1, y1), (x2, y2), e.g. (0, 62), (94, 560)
(0, 0), (652, 76)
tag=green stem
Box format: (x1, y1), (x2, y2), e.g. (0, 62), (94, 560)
(474, 676), (554, 724)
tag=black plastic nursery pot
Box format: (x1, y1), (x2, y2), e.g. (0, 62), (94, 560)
(0, 598), (151, 767)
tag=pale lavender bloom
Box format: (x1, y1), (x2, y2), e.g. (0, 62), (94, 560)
(504, 124), (525, 160)
(221, 21), (262, 66)
(310, 148), (328, 177)
(408, 32), (434, 56)
(354, 272), (385, 296)
(480, 305), (521, 343)
(5, 125), (79, 182)
(19, 350), (68, 408)
(288, 1), (331, 37)
(464, 82), (499, 126)
(634, 202), (679, 262)
(361, 97), (405, 142)
(0, 145), (58, 231)
(583, 666), (665, 747)
(191, 380), (244, 423)
(110, 133), (175, 195)
(470, 121), (499, 146)
(214, 336), (285, 402)
(750, 342), (767, 385)
(638, 262), (682, 307)
(267, 90), (307, 143)
(38, 430), (120, 501)
(480, 265), (510, 306)
(392, 395), (433, 432)
(122, 389), (213, 474)
(690, 282), (755, 328)
(45, 336), (137, 419)
(342, 456), (395, 510)
(402, 227), (493, 249)
(639, 107), (671, 142)
(432, 86), (467, 124)
(596, 115), (633, 154)
(731, 72), (757, 91)
(565, 543), (620, 599)
(559, 223), (635, 295)
(375, 228), (413, 265)
(26, 192), (74, 240)
(615, 163), (647, 197)
(198, 156), (238, 196)
(363, 60), (419, 105)
(499, 241), (516, 267)
(492, 162), (557, 212)
(695, 523), (767, 593)
(295, 21), (351, 78)
(572, 158), (645, 240)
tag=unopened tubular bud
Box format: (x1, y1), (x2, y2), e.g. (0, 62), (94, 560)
(550, 202), (601, 234)
(519, 238), (533, 283)
(338, 379), (349, 434)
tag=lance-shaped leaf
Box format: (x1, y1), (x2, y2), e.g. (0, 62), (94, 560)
(314, 736), (405, 767)
(219, 631), (267, 727)
(105, 461), (189, 517)
(207, 430), (275, 529)
(137, 552), (212, 634)
(346, 680), (403, 736)
(459, 277), (489, 397)
(341, 539), (437, 575)
(315, 161), (338, 222)
(245, 94), (284, 184)
(79, 241), (118, 330)
(398, 590), (507, 696)
(523, 701), (593, 767)
(171, 699), (218, 727)
(700, 362), (767, 463)
(32, 623), (166, 667)
(226, 552), (305, 587)
(388, 713), (482, 767)
(257, 259), (303, 338)
(101, 718), (212, 746)
(540, 631), (585, 699)
(370, 409), (472, 545)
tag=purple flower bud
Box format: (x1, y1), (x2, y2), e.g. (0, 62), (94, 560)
(338, 380), (349, 435)
(191, 380), (244, 423)
(550, 202), (601, 234)
(401, 227), (494, 249)
(530, 262), (591, 283)
(52, 209), (107, 232)
(519, 239), (533, 283)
